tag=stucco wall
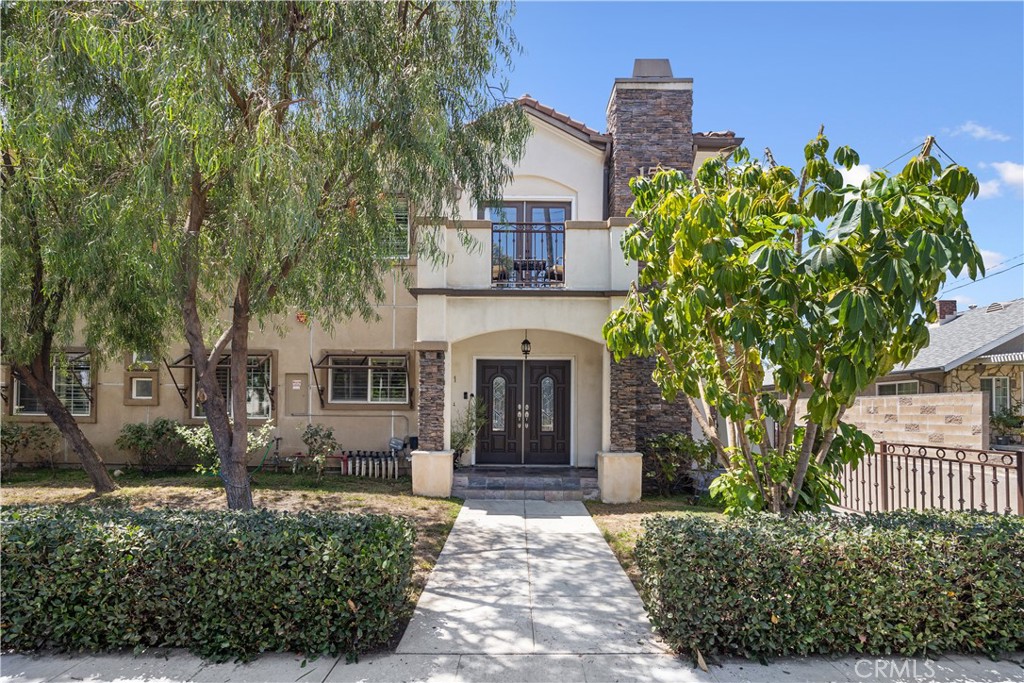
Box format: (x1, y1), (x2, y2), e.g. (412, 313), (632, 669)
(799, 392), (990, 450)
(455, 115), (606, 221)
(4, 271), (419, 466)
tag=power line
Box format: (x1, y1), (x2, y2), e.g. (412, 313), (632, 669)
(881, 142), (925, 170)
(932, 139), (959, 166)
(938, 262), (1023, 295)
(942, 253), (1024, 288)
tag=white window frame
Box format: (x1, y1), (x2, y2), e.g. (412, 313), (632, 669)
(876, 380), (920, 396)
(131, 376), (155, 400)
(13, 355), (93, 417)
(384, 199), (410, 260)
(190, 356), (272, 420)
(980, 376), (1011, 414)
(327, 355), (409, 405)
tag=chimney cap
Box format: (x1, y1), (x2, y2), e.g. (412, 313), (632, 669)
(632, 59), (673, 78)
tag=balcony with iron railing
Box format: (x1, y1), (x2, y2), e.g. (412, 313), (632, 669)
(490, 221), (565, 288)
(415, 217), (636, 294)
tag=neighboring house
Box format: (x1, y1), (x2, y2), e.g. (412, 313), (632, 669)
(789, 299), (1024, 451)
(2, 58), (741, 468)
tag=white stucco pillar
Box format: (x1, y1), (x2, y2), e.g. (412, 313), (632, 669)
(442, 341), (452, 450)
(602, 347), (612, 452)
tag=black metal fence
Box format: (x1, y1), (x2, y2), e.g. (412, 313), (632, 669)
(491, 222), (565, 288)
(837, 441), (1024, 515)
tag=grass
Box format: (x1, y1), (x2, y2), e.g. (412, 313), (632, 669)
(586, 495), (723, 587)
(1, 467), (462, 646)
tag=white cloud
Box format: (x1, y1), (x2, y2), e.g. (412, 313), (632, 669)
(841, 163), (872, 188)
(976, 179), (1002, 199)
(949, 121), (1010, 142)
(979, 249), (1006, 270)
(990, 161), (1024, 194)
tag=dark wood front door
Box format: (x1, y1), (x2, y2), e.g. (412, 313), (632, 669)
(475, 359), (570, 466)
(524, 361), (570, 465)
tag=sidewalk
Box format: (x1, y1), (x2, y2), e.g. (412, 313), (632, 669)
(2, 500), (1021, 682)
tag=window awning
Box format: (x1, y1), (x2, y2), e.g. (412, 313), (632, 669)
(164, 351), (274, 409)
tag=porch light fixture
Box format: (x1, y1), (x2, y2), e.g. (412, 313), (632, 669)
(521, 331), (531, 359)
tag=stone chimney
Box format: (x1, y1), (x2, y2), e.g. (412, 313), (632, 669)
(938, 299), (958, 321)
(606, 58), (694, 216)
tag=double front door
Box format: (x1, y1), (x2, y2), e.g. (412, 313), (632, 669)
(476, 359), (570, 465)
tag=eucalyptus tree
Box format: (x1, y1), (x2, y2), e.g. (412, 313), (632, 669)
(604, 134), (982, 515)
(102, 1), (529, 509)
(1, 3), (166, 493)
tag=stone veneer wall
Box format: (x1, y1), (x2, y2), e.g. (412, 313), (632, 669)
(799, 392), (990, 450)
(417, 350), (445, 450)
(606, 88), (694, 216)
(610, 356), (693, 451)
(943, 362), (1023, 400)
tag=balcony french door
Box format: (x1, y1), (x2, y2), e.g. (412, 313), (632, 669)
(483, 201), (569, 288)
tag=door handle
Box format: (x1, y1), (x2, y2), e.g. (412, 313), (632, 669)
(524, 404), (530, 430)
(517, 403), (523, 428)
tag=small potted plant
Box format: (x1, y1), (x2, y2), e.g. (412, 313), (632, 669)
(990, 406), (1023, 446)
(450, 398), (488, 468)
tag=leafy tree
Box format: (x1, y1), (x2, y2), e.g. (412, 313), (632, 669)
(1, 3), (166, 494)
(604, 133), (982, 515)
(79, 1), (529, 508)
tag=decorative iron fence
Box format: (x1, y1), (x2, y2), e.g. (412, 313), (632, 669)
(837, 442), (1024, 515)
(491, 221), (565, 288)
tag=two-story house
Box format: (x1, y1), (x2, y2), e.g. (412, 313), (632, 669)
(3, 59), (741, 473)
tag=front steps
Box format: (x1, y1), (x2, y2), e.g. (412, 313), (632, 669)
(451, 466), (599, 501)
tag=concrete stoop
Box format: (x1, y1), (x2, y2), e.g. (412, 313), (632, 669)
(451, 466), (600, 501)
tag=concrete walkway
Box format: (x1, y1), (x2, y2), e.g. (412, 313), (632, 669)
(3, 500), (1023, 682)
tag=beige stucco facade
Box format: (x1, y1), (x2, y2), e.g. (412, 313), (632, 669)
(3, 113), (644, 470)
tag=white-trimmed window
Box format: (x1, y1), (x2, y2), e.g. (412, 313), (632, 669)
(13, 355), (93, 416)
(131, 352), (156, 369)
(131, 377), (155, 400)
(191, 356), (272, 419)
(329, 356), (408, 404)
(876, 380), (919, 396)
(384, 199), (410, 259)
(980, 377), (1011, 414)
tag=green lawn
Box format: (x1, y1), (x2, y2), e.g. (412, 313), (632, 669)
(586, 496), (723, 585)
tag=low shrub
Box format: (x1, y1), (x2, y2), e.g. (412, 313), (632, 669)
(636, 510), (1024, 660)
(115, 419), (197, 471)
(639, 432), (717, 496)
(0, 423), (60, 473)
(300, 423), (340, 482)
(1, 506), (415, 661)
(177, 421), (276, 475)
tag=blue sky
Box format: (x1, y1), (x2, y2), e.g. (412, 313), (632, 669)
(507, 1), (1024, 309)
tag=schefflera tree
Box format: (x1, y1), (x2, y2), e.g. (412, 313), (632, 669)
(604, 133), (982, 515)
(103, 1), (531, 509)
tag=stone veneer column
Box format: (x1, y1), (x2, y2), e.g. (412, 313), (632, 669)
(609, 355), (694, 450)
(417, 350), (445, 450)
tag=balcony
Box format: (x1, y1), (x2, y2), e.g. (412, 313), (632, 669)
(415, 217), (635, 294)
(491, 222), (565, 288)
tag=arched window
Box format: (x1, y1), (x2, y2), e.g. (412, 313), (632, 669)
(491, 376), (506, 432)
(540, 376), (555, 432)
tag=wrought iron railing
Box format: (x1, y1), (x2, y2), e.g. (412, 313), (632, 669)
(837, 442), (1024, 515)
(491, 221), (565, 288)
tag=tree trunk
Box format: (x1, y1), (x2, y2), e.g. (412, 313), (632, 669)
(12, 362), (117, 494)
(223, 275), (254, 510)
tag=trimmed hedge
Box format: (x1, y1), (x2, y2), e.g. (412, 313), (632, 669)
(636, 511), (1024, 659)
(1, 506), (415, 661)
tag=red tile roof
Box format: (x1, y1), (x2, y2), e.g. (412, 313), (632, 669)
(517, 95), (608, 144)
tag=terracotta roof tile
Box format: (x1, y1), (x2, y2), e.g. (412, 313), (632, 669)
(517, 94), (607, 141)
